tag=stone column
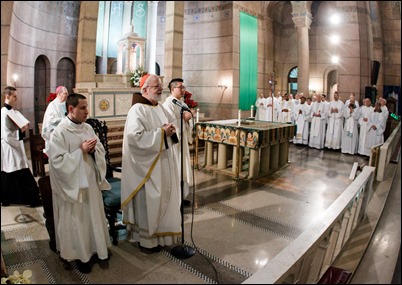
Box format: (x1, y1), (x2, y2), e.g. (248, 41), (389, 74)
(101, 1), (111, 75)
(164, 1), (184, 83)
(76, 1), (99, 88)
(122, 1), (133, 35)
(146, 1), (159, 74)
(291, 1), (312, 96)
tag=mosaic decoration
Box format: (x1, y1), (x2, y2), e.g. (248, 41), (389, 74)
(197, 120), (295, 149)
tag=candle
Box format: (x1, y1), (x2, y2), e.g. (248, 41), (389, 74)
(251, 105), (254, 118)
(196, 108), (199, 123)
(238, 109), (241, 126)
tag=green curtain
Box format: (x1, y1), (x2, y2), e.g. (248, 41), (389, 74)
(239, 12), (258, 110)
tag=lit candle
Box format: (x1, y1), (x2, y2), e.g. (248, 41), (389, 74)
(196, 108), (199, 123)
(238, 109), (241, 126)
(251, 105), (254, 118)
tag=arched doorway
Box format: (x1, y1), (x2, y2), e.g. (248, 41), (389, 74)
(34, 55), (51, 134)
(57, 58), (76, 94)
(288, 67), (298, 95)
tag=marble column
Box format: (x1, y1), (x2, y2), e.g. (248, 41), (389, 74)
(76, 1), (99, 88)
(101, 1), (111, 75)
(291, 4), (312, 96)
(146, 1), (158, 74)
(164, 1), (184, 83)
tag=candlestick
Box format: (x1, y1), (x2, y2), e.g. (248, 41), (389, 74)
(238, 109), (241, 126)
(196, 108), (199, 123)
(251, 105), (254, 118)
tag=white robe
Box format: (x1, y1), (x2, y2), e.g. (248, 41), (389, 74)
(325, 100), (344, 150)
(278, 100), (294, 123)
(358, 106), (374, 155)
(364, 111), (386, 156)
(264, 97), (278, 122)
(1, 106), (29, 172)
(41, 97), (67, 154)
(341, 105), (360, 154)
(163, 96), (193, 198)
(293, 103), (310, 145)
(121, 102), (181, 248)
(255, 97), (267, 121)
(309, 101), (327, 149)
(48, 117), (111, 262)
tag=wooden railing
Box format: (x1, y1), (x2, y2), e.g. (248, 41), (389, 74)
(243, 166), (376, 284)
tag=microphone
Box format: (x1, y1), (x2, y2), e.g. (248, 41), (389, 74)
(172, 98), (191, 112)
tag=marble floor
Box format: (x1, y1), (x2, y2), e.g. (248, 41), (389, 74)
(1, 142), (400, 284)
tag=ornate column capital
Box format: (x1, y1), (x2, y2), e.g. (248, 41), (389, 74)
(291, 13), (312, 28)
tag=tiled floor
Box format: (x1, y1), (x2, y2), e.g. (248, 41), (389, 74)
(1, 141), (400, 284)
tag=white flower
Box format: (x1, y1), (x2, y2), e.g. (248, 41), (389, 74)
(1, 270), (32, 284)
(130, 66), (148, 87)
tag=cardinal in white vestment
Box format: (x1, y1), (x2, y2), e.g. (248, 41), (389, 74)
(121, 74), (181, 251)
(48, 93), (111, 272)
(41, 86), (68, 154)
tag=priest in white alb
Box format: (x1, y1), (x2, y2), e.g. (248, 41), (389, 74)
(309, 94), (327, 149)
(325, 91), (344, 150)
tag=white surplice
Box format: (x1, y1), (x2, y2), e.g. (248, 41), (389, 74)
(364, 111), (386, 156)
(341, 105), (360, 154)
(1, 106), (29, 172)
(255, 97), (267, 121)
(293, 103), (310, 144)
(41, 97), (67, 154)
(309, 101), (327, 149)
(163, 96), (193, 198)
(48, 117), (111, 262)
(358, 105), (374, 155)
(121, 102), (181, 248)
(325, 100), (344, 150)
(278, 99), (294, 123)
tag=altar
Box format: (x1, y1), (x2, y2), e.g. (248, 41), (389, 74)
(195, 119), (296, 179)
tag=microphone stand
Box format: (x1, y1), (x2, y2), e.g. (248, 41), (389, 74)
(171, 107), (195, 259)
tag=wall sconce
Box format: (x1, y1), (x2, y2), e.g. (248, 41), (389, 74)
(12, 74), (18, 87)
(218, 84), (228, 90)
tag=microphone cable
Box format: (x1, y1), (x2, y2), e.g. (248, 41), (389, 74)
(185, 113), (220, 284)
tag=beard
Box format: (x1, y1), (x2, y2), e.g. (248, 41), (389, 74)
(149, 93), (162, 102)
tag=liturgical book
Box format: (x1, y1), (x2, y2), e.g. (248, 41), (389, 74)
(7, 110), (29, 129)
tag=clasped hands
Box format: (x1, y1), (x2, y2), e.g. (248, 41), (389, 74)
(81, 138), (97, 153)
(163, 123), (176, 137)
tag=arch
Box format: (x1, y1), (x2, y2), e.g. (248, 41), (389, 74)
(288, 66), (298, 95)
(34, 55), (51, 134)
(323, 65), (338, 101)
(56, 58), (76, 94)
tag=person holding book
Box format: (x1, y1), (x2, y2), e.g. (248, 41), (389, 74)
(1, 86), (42, 207)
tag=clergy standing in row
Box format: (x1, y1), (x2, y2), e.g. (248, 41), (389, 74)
(341, 97), (360, 154)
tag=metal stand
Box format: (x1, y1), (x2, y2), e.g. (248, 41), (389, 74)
(171, 108), (195, 259)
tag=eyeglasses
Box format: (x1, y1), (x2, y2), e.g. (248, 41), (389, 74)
(147, 84), (163, 89)
(174, 86), (186, 90)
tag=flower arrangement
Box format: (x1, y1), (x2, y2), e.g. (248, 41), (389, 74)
(184, 90), (198, 108)
(47, 93), (57, 103)
(1, 270), (32, 284)
(130, 66), (148, 87)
